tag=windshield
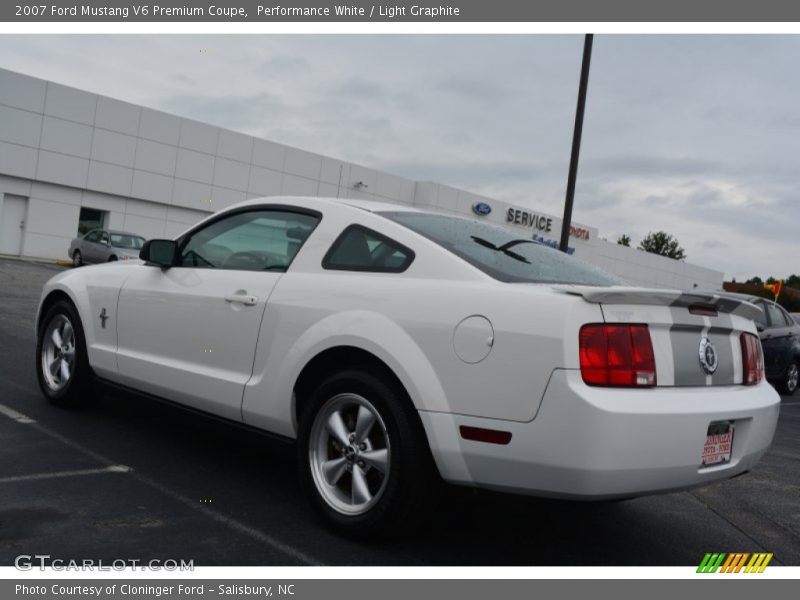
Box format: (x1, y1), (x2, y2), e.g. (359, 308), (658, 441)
(380, 212), (622, 286)
(110, 233), (146, 249)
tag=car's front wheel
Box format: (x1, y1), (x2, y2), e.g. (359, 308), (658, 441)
(36, 300), (94, 407)
(778, 360), (799, 396)
(297, 369), (438, 538)
(72, 250), (82, 267)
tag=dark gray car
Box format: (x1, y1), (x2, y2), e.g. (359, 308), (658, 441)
(68, 229), (146, 266)
(751, 298), (800, 395)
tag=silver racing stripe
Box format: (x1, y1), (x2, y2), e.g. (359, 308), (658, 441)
(701, 323), (712, 386)
(667, 311), (736, 386)
(706, 326), (735, 385)
(669, 324), (709, 386)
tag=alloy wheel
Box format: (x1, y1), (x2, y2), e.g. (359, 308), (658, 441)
(787, 363), (799, 394)
(40, 314), (76, 392)
(308, 393), (391, 515)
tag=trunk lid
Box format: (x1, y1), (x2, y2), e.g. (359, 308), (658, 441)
(558, 286), (762, 387)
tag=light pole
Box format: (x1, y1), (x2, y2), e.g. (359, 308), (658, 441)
(559, 33), (593, 253)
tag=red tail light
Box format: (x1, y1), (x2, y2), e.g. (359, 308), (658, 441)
(740, 332), (764, 385)
(579, 324), (657, 387)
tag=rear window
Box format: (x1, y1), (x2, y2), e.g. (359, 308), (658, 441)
(110, 233), (145, 249)
(380, 212), (621, 286)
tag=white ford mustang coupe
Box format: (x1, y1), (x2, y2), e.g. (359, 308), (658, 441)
(35, 196), (780, 536)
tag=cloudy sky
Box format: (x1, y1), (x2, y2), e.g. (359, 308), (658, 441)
(0, 35), (798, 280)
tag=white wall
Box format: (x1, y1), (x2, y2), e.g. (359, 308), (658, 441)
(579, 239), (723, 291)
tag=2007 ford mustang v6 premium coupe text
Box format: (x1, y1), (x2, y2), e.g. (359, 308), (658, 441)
(35, 196), (780, 537)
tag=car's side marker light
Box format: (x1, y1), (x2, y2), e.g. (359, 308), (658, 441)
(459, 425), (512, 445)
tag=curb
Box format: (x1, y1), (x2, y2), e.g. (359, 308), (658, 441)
(0, 254), (71, 269)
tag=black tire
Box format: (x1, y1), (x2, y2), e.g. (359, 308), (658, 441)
(108, 255), (118, 262)
(35, 299), (95, 407)
(296, 369), (439, 539)
(72, 250), (82, 267)
(777, 360), (799, 396)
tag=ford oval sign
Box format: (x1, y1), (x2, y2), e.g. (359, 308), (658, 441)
(472, 202), (492, 216)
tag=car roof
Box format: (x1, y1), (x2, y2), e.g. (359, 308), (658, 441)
(107, 230), (144, 236)
(225, 195), (423, 215)
(332, 198), (423, 213)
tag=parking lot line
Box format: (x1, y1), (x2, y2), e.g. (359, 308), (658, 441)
(0, 397), (324, 566)
(0, 402), (36, 424)
(0, 464), (131, 484)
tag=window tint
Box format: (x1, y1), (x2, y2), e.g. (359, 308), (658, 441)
(778, 306), (795, 327)
(764, 303), (786, 328)
(179, 210), (319, 272)
(323, 225), (414, 272)
(753, 302), (768, 329)
(380, 212), (621, 286)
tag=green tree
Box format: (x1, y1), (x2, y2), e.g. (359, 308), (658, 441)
(637, 231), (686, 261)
(617, 234), (631, 247)
(745, 276), (763, 286)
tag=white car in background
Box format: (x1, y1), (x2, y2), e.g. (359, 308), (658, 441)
(34, 197), (780, 537)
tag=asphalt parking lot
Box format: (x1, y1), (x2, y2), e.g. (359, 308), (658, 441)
(0, 257), (798, 567)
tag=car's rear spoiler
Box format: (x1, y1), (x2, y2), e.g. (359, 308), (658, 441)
(555, 286), (764, 321)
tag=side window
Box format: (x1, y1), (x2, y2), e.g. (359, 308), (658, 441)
(84, 230), (100, 243)
(764, 303), (786, 329)
(179, 210), (320, 272)
(99, 231), (109, 245)
(778, 307), (795, 327)
(323, 225), (414, 273)
(753, 301), (768, 329)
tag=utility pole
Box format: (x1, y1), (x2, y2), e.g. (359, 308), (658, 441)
(560, 33), (593, 253)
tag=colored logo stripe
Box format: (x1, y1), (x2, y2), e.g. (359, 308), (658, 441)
(697, 553), (773, 573)
(745, 553), (773, 573)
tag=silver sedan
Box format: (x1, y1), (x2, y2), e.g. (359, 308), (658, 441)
(68, 229), (145, 266)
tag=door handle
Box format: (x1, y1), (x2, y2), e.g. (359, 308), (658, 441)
(224, 293), (258, 306)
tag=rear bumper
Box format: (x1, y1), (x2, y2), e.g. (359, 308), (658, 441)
(420, 370), (780, 499)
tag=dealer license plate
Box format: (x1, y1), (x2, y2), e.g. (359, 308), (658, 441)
(701, 422), (734, 466)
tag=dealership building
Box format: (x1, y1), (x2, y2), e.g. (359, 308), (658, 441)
(0, 67), (723, 290)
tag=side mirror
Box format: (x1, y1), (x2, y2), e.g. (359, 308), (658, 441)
(140, 239), (177, 268)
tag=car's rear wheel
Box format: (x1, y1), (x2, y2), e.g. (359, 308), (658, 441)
(297, 369), (438, 538)
(108, 255), (117, 262)
(72, 250), (82, 267)
(778, 360), (799, 396)
(36, 300), (94, 407)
